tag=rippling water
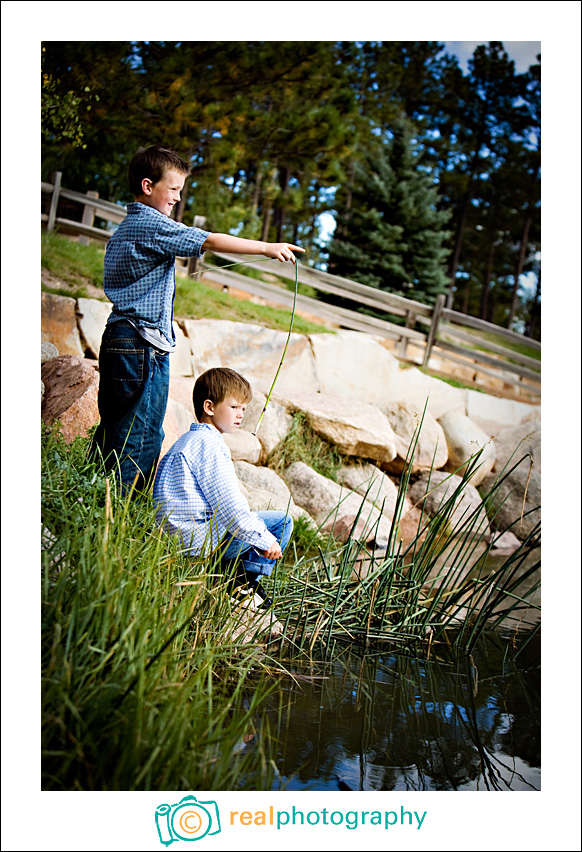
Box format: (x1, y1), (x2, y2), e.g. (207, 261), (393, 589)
(251, 633), (540, 792)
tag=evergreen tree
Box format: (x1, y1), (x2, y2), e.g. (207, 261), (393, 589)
(328, 121), (450, 304)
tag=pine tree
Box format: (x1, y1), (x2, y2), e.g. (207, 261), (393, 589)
(328, 121), (450, 304)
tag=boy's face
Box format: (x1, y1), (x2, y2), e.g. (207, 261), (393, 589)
(139, 168), (186, 216)
(203, 396), (247, 434)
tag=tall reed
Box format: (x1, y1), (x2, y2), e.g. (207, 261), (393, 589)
(41, 425), (283, 790)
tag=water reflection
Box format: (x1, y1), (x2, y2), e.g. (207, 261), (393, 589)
(260, 636), (540, 791)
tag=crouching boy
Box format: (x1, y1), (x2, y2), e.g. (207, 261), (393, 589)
(153, 367), (293, 619)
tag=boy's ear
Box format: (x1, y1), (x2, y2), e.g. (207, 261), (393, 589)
(202, 399), (214, 417)
(141, 177), (153, 196)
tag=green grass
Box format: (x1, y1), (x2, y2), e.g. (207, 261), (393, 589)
(41, 424), (285, 791)
(174, 272), (330, 335)
(41, 230), (107, 290)
(266, 411), (344, 482)
(41, 230), (330, 335)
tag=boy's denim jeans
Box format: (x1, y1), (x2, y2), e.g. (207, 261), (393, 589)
(220, 511), (294, 578)
(91, 320), (170, 494)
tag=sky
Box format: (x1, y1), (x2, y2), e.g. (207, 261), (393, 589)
(442, 40), (541, 73)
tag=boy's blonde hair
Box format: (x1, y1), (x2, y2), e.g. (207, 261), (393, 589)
(193, 368), (252, 422)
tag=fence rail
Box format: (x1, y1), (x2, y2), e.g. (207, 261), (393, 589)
(41, 173), (541, 398)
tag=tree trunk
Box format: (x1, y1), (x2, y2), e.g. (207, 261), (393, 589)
(273, 165), (289, 243)
(506, 201), (532, 329)
(525, 267), (541, 339)
(261, 206), (272, 242)
(480, 239), (497, 319)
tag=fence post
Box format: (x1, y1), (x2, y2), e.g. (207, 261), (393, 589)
(187, 215), (207, 276)
(79, 190), (99, 245)
(47, 171), (62, 232)
(398, 309), (416, 360)
(423, 293), (445, 368)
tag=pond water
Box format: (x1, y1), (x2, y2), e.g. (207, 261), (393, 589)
(247, 631), (540, 792)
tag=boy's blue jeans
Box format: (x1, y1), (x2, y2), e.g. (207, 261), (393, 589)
(220, 511), (294, 579)
(91, 320), (170, 494)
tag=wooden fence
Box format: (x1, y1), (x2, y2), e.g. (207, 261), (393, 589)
(41, 173), (541, 398)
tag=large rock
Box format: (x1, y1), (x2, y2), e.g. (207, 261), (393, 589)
(465, 390), (541, 435)
(76, 297), (112, 358)
(277, 390), (397, 463)
(336, 462), (410, 523)
(41, 355), (99, 442)
(387, 365), (467, 420)
(181, 318), (319, 393)
(408, 470), (491, 539)
(168, 376), (196, 420)
(491, 419), (541, 476)
(234, 460), (308, 522)
(223, 431), (262, 463)
(438, 410), (496, 486)
(41, 292), (84, 357)
(479, 462), (541, 540)
(283, 461), (392, 543)
(382, 402), (448, 474)
(170, 321), (194, 377)
(240, 389), (293, 459)
(160, 398), (193, 459)
(308, 330), (400, 406)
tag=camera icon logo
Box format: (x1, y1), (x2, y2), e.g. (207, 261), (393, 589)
(155, 795), (222, 845)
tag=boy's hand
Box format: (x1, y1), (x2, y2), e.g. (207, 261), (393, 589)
(265, 243), (305, 264)
(262, 542), (283, 560)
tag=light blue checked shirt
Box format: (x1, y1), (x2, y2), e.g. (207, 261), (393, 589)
(153, 423), (277, 556)
(104, 202), (211, 346)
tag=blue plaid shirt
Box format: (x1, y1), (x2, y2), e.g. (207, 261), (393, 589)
(104, 202), (211, 345)
(153, 423), (277, 556)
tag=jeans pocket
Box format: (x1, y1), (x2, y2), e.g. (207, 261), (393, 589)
(102, 345), (146, 402)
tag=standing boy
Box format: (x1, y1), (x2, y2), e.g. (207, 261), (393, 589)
(92, 145), (303, 493)
(153, 367), (294, 613)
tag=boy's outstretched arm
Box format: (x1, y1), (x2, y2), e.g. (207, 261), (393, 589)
(201, 232), (304, 264)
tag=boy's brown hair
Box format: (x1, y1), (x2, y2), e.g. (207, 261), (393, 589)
(193, 368), (252, 422)
(128, 145), (191, 196)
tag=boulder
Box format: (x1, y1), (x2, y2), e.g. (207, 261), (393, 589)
(41, 342), (59, 363)
(181, 318), (319, 393)
(382, 402), (448, 474)
(336, 462), (409, 523)
(241, 389), (293, 459)
(308, 330), (400, 406)
(168, 376), (196, 420)
(283, 461), (392, 544)
(223, 430), (262, 464)
(479, 462), (541, 540)
(233, 460), (307, 521)
(41, 292), (84, 357)
(465, 390), (540, 435)
(489, 530), (521, 555)
(408, 471), (491, 539)
(160, 398), (193, 459)
(76, 298), (112, 358)
(41, 355), (99, 442)
(170, 321), (194, 378)
(387, 365), (467, 420)
(438, 410), (496, 486)
(491, 420), (541, 476)
(277, 390), (397, 463)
